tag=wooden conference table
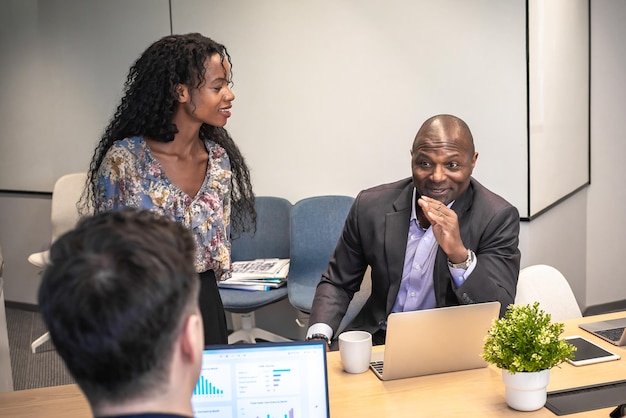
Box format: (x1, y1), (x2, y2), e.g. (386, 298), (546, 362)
(1, 312), (625, 417)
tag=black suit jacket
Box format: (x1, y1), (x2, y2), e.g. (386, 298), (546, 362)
(309, 177), (521, 337)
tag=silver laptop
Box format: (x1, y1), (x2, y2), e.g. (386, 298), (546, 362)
(192, 340), (329, 417)
(369, 301), (500, 381)
(579, 317), (626, 346)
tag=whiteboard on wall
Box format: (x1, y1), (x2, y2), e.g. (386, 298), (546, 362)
(528, 0), (590, 217)
(171, 0), (528, 212)
(0, 0), (171, 193)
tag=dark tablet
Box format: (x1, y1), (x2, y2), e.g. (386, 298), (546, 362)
(565, 335), (620, 366)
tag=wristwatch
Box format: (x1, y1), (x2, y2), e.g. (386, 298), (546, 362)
(306, 333), (331, 346)
(448, 249), (475, 270)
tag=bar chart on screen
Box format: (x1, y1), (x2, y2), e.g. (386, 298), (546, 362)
(238, 398), (299, 418)
(236, 362), (300, 397)
(193, 364), (232, 400)
(194, 375), (225, 396)
(257, 410), (295, 418)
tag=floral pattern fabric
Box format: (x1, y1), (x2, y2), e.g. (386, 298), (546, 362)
(95, 136), (232, 279)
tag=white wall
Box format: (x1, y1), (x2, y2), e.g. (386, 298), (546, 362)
(586, 0), (626, 307)
(0, 194), (51, 304)
(171, 0), (528, 210)
(521, 190), (588, 307)
(0, 0), (529, 211)
(0, 0), (170, 192)
(519, 0), (626, 310)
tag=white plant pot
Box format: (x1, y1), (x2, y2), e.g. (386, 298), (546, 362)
(501, 369), (550, 412)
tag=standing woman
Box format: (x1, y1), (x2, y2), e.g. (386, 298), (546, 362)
(81, 33), (256, 345)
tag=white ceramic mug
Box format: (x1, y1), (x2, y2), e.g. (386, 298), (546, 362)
(338, 330), (372, 374)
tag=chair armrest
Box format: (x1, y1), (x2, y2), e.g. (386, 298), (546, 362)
(28, 251), (49, 269)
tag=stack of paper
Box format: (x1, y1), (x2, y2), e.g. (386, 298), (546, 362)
(219, 258), (290, 291)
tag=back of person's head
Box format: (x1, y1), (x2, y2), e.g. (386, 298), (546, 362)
(38, 208), (201, 407)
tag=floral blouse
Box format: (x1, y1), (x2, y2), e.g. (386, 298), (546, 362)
(95, 136), (232, 279)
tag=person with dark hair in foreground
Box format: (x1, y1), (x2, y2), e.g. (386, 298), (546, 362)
(307, 114), (521, 348)
(38, 209), (204, 418)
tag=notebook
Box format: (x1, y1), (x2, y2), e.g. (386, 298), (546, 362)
(369, 301), (500, 381)
(578, 317), (626, 346)
(192, 340), (329, 418)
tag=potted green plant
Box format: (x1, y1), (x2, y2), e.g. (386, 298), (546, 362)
(481, 302), (576, 411)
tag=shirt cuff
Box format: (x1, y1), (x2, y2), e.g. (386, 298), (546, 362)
(306, 323), (334, 341)
(449, 255), (477, 288)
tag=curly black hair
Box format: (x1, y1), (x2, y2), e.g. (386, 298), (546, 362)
(81, 33), (255, 234)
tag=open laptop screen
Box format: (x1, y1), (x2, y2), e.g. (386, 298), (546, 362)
(192, 340), (329, 418)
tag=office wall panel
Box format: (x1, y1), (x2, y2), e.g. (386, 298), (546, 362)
(0, 0), (171, 192)
(171, 0), (528, 211)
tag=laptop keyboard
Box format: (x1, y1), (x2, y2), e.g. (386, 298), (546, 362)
(370, 360), (384, 374)
(596, 327), (625, 342)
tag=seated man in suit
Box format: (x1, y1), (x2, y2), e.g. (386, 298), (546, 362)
(38, 208), (204, 417)
(307, 114), (521, 347)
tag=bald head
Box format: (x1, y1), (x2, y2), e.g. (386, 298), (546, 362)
(413, 114), (475, 155)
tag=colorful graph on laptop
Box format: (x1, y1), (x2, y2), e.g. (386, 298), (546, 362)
(192, 341), (329, 418)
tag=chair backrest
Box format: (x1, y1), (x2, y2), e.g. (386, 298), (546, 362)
(230, 196), (292, 261)
(288, 195), (355, 313)
(514, 264), (582, 321)
(50, 172), (88, 242)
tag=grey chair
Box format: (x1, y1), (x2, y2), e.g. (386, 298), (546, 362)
(219, 196), (293, 344)
(287, 195), (355, 322)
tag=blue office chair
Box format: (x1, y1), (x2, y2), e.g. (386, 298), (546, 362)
(220, 196), (293, 344)
(287, 195), (355, 317)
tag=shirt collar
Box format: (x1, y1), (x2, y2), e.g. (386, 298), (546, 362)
(411, 188), (418, 221)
